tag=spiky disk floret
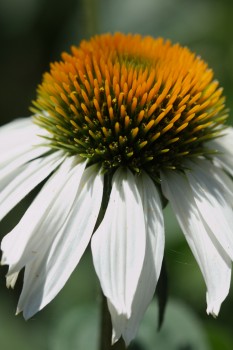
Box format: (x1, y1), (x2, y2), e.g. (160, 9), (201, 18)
(31, 33), (227, 174)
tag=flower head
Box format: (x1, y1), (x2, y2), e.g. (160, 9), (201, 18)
(31, 33), (226, 175)
(1, 33), (233, 345)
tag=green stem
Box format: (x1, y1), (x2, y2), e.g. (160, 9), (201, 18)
(100, 292), (127, 350)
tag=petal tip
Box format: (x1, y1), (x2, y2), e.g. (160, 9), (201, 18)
(206, 302), (220, 318)
(15, 307), (22, 316)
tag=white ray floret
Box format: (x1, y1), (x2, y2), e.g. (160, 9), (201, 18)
(92, 168), (147, 323)
(1, 156), (87, 276)
(208, 127), (233, 176)
(161, 167), (232, 317)
(16, 165), (104, 319)
(1, 115), (233, 346)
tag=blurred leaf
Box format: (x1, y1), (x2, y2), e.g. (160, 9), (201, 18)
(205, 323), (233, 350)
(49, 298), (210, 350)
(133, 299), (210, 350)
(0, 295), (47, 350)
(49, 303), (99, 350)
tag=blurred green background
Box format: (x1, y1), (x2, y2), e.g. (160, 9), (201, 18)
(0, 0), (233, 349)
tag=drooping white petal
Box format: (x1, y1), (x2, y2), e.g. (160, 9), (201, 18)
(0, 145), (49, 170)
(0, 117), (50, 148)
(186, 160), (233, 260)
(6, 271), (19, 289)
(0, 118), (38, 150)
(0, 146), (50, 185)
(0, 117), (50, 167)
(16, 165), (103, 319)
(107, 300), (127, 344)
(120, 172), (165, 345)
(207, 127), (233, 176)
(0, 117), (32, 133)
(204, 159), (233, 200)
(1, 156), (87, 275)
(0, 151), (64, 221)
(91, 168), (146, 335)
(161, 169), (231, 316)
(97, 172), (164, 345)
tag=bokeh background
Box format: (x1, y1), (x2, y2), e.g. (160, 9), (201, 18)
(0, 0), (233, 349)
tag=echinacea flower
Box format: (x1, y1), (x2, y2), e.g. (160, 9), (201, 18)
(1, 33), (233, 346)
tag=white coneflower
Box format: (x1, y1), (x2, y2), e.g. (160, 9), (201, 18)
(0, 33), (233, 346)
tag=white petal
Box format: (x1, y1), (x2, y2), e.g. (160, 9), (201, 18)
(0, 117), (50, 166)
(186, 160), (233, 260)
(121, 172), (165, 345)
(6, 271), (19, 289)
(0, 117), (32, 133)
(0, 146), (50, 185)
(1, 156), (87, 275)
(0, 118), (37, 150)
(0, 117), (50, 148)
(107, 301), (127, 344)
(0, 151), (64, 220)
(204, 160), (233, 200)
(161, 170), (231, 316)
(136, 172), (164, 287)
(0, 142), (49, 168)
(0, 117), (50, 191)
(207, 127), (233, 176)
(16, 165), (103, 319)
(91, 168), (146, 329)
(0, 166), (23, 192)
